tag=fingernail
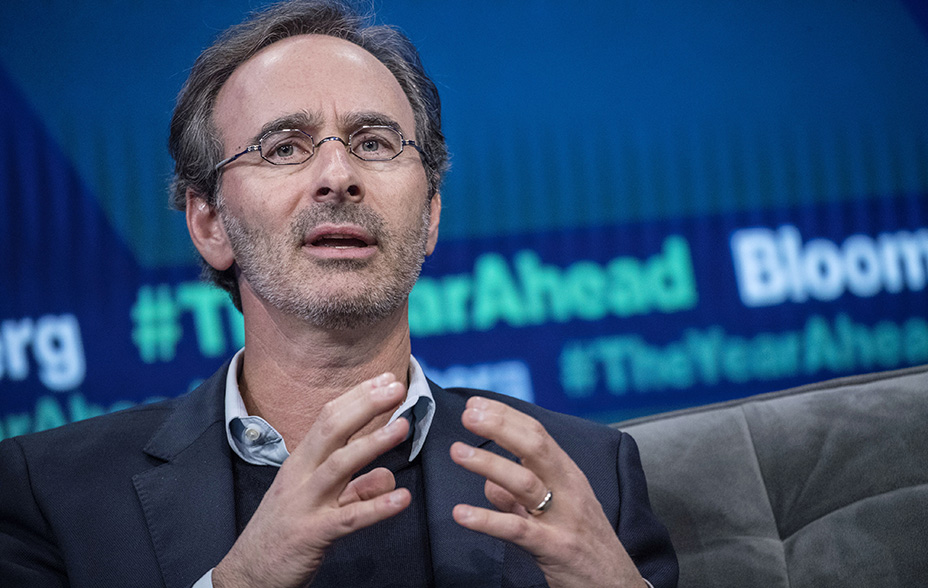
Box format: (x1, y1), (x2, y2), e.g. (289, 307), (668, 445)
(466, 407), (485, 423)
(378, 419), (404, 439)
(371, 380), (401, 398)
(453, 443), (475, 459)
(388, 490), (405, 507)
(374, 373), (394, 387)
(456, 505), (473, 522)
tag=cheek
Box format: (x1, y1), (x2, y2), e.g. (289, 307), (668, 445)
(221, 176), (293, 226)
(381, 192), (430, 234)
(376, 168), (431, 219)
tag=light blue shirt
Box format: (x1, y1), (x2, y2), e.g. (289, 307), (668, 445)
(223, 348), (435, 465)
(193, 349), (436, 587)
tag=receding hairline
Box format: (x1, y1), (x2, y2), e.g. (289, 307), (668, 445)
(211, 33), (419, 154)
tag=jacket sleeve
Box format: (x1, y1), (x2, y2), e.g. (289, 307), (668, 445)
(616, 431), (679, 588)
(0, 437), (69, 588)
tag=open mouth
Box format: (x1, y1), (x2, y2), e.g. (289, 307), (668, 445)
(312, 234), (371, 249)
(304, 225), (378, 257)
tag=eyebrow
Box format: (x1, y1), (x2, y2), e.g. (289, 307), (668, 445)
(249, 112), (323, 145)
(248, 110), (411, 146)
(339, 111), (406, 135)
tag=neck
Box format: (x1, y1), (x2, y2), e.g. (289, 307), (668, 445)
(236, 295), (412, 450)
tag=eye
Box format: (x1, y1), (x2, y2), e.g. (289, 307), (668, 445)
(351, 127), (402, 160)
(274, 143), (296, 158)
(360, 138), (382, 153)
(261, 130), (313, 164)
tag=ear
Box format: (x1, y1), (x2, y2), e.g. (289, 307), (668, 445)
(425, 192), (441, 256)
(186, 188), (235, 271)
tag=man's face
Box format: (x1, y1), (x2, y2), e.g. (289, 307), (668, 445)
(210, 34), (439, 329)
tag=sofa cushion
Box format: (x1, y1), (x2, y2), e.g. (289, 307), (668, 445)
(617, 365), (928, 587)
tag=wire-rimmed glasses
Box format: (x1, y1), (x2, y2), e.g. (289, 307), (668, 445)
(214, 125), (423, 172)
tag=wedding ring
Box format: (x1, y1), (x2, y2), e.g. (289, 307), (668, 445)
(527, 490), (553, 516)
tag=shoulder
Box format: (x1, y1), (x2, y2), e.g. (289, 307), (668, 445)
(0, 397), (179, 477)
(0, 359), (230, 476)
(0, 397), (180, 537)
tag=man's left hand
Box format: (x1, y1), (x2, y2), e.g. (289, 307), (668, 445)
(449, 397), (645, 588)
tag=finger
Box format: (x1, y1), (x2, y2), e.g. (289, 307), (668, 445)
(338, 467), (396, 506)
(453, 503), (639, 588)
(293, 373), (407, 470)
(452, 504), (541, 551)
(320, 488), (412, 543)
(460, 397), (577, 482)
(308, 416), (410, 503)
(484, 480), (522, 514)
(451, 441), (548, 511)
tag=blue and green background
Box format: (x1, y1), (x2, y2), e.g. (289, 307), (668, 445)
(2, 0), (927, 437)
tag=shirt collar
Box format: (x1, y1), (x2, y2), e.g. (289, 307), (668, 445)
(223, 348), (435, 466)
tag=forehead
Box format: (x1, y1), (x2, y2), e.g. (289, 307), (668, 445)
(213, 34), (416, 142)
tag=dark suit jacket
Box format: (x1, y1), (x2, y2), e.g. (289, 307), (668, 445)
(0, 360), (677, 587)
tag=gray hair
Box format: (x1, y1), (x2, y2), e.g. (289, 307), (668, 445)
(167, 0), (448, 309)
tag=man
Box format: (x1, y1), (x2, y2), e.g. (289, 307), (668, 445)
(0, 2), (677, 587)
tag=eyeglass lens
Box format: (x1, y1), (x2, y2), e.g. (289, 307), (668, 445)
(259, 126), (405, 165)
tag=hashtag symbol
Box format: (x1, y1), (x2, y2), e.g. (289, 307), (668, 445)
(559, 342), (597, 398)
(131, 284), (183, 363)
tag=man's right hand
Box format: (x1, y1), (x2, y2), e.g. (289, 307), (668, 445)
(212, 373), (411, 588)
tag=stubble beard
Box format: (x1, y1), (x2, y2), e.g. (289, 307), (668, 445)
(219, 198), (431, 331)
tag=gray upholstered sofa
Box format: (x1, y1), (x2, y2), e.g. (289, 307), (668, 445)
(616, 365), (928, 587)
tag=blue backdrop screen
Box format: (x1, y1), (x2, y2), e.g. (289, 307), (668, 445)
(2, 1), (927, 437)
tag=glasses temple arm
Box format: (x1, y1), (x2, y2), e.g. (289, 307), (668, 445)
(214, 144), (261, 171)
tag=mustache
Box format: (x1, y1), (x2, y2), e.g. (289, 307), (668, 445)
(291, 203), (387, 243)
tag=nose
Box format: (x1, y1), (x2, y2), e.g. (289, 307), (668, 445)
(310, 136), (363, 203)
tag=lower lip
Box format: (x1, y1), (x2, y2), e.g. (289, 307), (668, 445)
(303, 244), (378, 260)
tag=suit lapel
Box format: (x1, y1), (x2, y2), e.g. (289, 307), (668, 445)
(133, 362), (237, 588)
(422, 381), (506, 588)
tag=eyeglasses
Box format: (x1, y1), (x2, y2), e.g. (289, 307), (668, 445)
(214, 125), (423, 171)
